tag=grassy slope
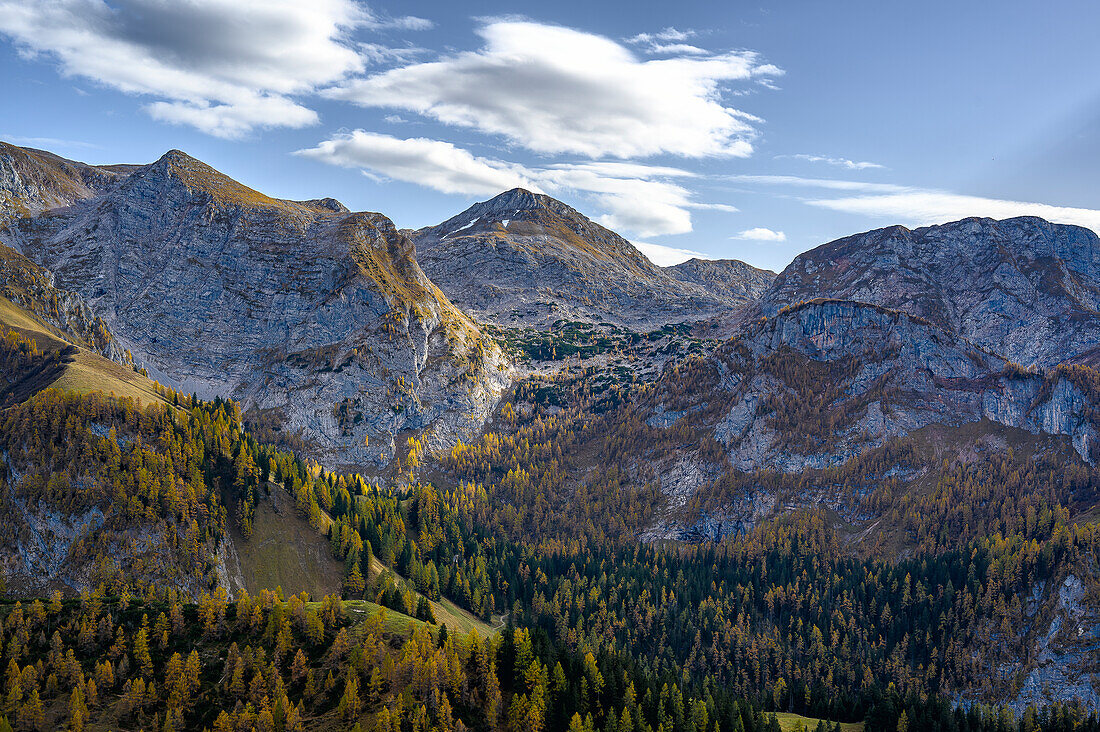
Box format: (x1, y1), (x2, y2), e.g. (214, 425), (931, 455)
(366, 555), (497, 638)
(774, 712), (864, 732)
(228, 491), (346, 599)
(0, 296), (168, 407)
(1, 291), (498, 642)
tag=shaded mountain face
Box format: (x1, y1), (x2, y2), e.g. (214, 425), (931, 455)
(412, 188), (774, 328)
(752, 217), (1100, 367)
(0, 241), (132, 367)
(0, 146), (511, 468)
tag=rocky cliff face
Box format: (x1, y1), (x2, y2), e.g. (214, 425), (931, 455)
(750, 217), (1100, 367)
(412, 188), (774, 328)
(1, 147), (511, 469)
(0, 242), (132, 365)
(0, 142), (132, 223)
(645, 299), (1098, 475)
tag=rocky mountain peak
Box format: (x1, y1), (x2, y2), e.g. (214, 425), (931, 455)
(752, 215), (1100, 366)
(1, 147), (512, 469)
(129, 147), (290, 211)
(478, 187), (548, 213)
(411, 188), (775, 327)
(0, 141), (124, 221)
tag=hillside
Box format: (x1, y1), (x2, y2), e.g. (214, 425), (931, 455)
(0, 291), (163, 409)
(639, 298), (1097, 478)
(413, 188), (774, 328)
(750, 217), (1100, 367)
(0, 141), (131, 223)
(5, 136), (1100, 724)
(0, 145), (512, 469)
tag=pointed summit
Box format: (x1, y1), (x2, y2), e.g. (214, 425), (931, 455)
(133, 148), (284, 210)
(2, 141), (510, 471)
(412, 189), (774, 328)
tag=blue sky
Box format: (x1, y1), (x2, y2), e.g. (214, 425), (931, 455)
(2, 0), (1099, 271)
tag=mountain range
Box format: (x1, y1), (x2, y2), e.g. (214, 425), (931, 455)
(2, 139), (1100, 716)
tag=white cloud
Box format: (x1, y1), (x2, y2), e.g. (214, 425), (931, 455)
(0, 0), (415, 138)
(547, 161), (697, 179)
(646, 43), (709, 56)
(358, 42), (427, 65)
(735, 174), (1100, 233)
(147, 95), (318, 140)
(733, 227), (786, 242)
(1, 134), (100, 150)
(631, 241), (707, 267)
(810, 191), (1100, 233)
(728, 175), (908, 193)
(784, 154), (885, 170)
(627, 27), (696, 44)
(375, 15), (433, 31)
(327, 20), (779, 159)
(298, 131), (739, 237)
(296, 131), (536, 196)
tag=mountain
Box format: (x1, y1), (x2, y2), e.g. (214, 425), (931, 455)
(751, 217), (1100, 367)
(6, 138), (1100, 720)
(0, 146), (511, 469)
(0, 141), (133, 223)
(671, 256), (777, 303)
(638, 298), (1096, 481)
(0, 241), (132, 367)
(412, 188), (774, 328)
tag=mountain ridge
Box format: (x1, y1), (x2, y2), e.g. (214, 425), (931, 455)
(749, 216), (1100, 367)
(0, 144), (512, 469)
(413, 187), (776, 328)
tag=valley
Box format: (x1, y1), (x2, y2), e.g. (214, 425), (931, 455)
(0, 140), (1099, 731)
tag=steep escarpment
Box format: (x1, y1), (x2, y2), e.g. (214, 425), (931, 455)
(413, 188), (773, 328)
(643, 299), (1098, 475)
(1, 148), (511, 469)
(751, 217), (1100, 367)
(0, 242), (132, 365)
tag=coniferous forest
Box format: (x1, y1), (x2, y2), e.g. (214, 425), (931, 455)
(2, 38), (1100, 728)
(0, 377), (1098, 731)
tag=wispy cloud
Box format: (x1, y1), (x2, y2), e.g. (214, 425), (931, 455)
(728, 175), (908, 193)
(327, 20), (781, 159)
(781, 154), (884, 170)
(1, 134), (101, 150)
(627, 27), (696, 44)
(810, 191), (1100, 233)
(298, 131), (738, 237)
(733, 227), (786, 242)
(296, 131), (536, 196)
(631, 241), (707, 266)
(736, 174), (1100, 234)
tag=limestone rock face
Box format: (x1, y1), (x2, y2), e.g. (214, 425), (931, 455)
(751, 217), (1100, 367)
(0, 141), (131, 223)
(1, 148), (511, 468)
(412, 188), (774, 328)
(670, 257), (776, 304)
(644, 299), (1098, 474)
(0, 242), (132, 365)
